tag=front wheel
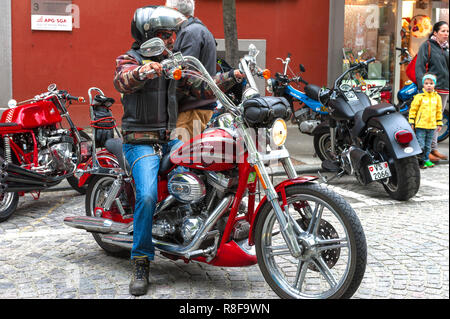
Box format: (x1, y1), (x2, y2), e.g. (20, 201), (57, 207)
(254, 183), (367, 299)
(0, 192), (19, 223)
(313, 131), (333, 161)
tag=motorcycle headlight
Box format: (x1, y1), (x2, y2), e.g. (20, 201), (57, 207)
(266, 79), (274, 94)
(270, 118), (287, 147)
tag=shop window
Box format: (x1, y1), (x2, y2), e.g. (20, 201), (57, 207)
(400, 0), (449, 86)
(343, 0), (398, 88)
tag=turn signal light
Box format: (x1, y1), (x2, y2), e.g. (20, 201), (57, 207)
(173, 68), (182, 81)
(395, 130), (413, 144)
(262, 69), (271, 80)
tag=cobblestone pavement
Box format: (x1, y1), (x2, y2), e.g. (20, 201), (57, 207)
(0, 164), (448, 299)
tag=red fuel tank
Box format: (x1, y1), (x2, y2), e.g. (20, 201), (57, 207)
(170, 128), (245, 171)
(1, 100), (62, 129)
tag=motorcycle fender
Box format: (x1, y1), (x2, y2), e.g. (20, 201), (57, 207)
(78, 151), (120, 187)
(311, 121), (330, 136)
(367, 112), (422, 160)
(248, 176), (318, 246)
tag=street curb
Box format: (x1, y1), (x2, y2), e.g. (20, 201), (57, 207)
(267, 160), (449, 177)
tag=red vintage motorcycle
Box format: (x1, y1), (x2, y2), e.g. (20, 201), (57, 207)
(0, 84), (92, 222)
(64, 40), (367, 299)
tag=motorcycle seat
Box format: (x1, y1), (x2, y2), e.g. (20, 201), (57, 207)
(104, 138), (183, 175)
(104, 138), (130, 172)
(362, 103), (397, 123)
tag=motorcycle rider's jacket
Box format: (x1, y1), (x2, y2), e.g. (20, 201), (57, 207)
(409, 89), (443, 129)
(114, 49), (240, 135)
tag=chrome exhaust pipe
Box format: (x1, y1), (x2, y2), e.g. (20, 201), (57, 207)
(0, 160), (48, 181)
(63, 216), (133, 234)
(0, 171), (48, 186)
(101, 196), (234, 257)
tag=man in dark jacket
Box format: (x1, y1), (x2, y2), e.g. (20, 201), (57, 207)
(113, 6), (243, 297)
(165, 0), (219, 141)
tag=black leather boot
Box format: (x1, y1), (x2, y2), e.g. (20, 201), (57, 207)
(129, 257), (150, 296)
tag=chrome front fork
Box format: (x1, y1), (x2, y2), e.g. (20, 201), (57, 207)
(255, 160), (302, 258)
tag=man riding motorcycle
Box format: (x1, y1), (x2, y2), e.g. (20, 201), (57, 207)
(166, 0), (219, 142)
(113, 6), (244, 296)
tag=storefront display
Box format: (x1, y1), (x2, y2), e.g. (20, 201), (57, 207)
(400, 0), (449, 86)
(343, 0), (449, 100)
(343, 0), (397, 89)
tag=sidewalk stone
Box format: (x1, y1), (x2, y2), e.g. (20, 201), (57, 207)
(0, 164), (448, 299)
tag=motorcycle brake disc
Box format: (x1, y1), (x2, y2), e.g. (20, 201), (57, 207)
(298, 217), (341, 271)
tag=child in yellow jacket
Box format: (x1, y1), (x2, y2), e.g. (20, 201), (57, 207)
(409, 73), (443, 168)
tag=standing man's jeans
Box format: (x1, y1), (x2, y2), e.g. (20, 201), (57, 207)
(123, 139), (183, 261)
(416, 128), (435, 161)
(431, 93), (449, 151)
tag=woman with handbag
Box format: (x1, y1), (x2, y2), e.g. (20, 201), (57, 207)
(415, 21), (449, 162)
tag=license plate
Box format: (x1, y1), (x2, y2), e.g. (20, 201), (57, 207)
(368, 162), (391, 181)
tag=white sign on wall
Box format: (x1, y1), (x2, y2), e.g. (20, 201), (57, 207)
(31, 14), (72, 31)
(31, 0), (75, 31)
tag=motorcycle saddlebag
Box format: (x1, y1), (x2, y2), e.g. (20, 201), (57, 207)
(243, 96), (291, 128)
(92, 95), (116, 148)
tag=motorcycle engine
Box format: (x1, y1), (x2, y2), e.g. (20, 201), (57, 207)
(299, 120), (321, 134)
(38, 130), (76, 173)
(153, 170), (239, 245)
(168, 172), (206, 203)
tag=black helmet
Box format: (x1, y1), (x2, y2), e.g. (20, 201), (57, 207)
(131, 6), (187, 44)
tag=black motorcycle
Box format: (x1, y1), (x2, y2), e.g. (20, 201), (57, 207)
(306, 58), (422, 201)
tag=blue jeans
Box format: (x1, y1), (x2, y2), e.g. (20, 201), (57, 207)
(415, 128), (435, 161)
(123, 139), (183, 261)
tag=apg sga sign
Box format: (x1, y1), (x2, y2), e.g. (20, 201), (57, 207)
(31, 0), (79, 31)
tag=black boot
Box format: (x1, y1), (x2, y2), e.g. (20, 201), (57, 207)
(129, 257), (150, 296)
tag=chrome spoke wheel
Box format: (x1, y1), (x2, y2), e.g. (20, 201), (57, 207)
(256, 185), (363, 299)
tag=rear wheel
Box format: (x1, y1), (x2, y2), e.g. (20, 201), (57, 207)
(85, 175), (134, 258)
(438, 109), (449, 142)
(374, 134), (420, 201)
(254, 183), (367, 299)
(381, 157), (420, 200)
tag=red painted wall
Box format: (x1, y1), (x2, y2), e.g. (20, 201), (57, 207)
(12, 0), (330, 127)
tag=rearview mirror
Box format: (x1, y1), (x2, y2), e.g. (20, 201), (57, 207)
(48, 83), (57, 92)
(140, 37), (166, 57)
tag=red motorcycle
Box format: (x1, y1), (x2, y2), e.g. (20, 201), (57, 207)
(0, 84), (92, 222)
(64, 41), (367, 299)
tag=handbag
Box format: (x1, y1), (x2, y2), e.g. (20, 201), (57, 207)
(406, 40), (431, 84)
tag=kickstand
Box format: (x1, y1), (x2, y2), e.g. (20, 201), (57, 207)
(318, 169), (345, 184)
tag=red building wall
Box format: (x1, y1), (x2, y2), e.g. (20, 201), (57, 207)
(11, 0), (330, 126)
